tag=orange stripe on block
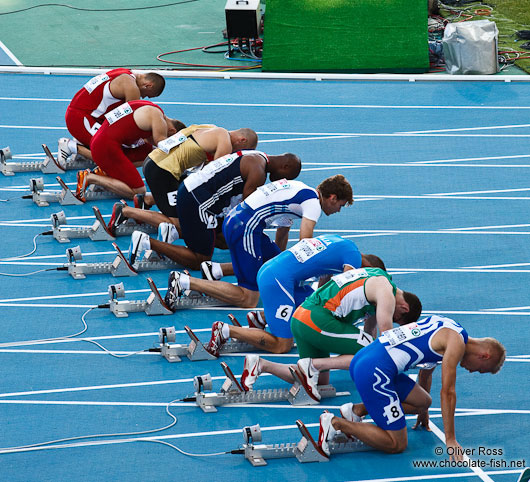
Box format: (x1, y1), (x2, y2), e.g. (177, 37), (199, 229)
(293, 306), (322, 333)
(323, 278), (366, 312)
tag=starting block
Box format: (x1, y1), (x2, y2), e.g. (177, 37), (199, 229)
(239, 421), (370, 466)
(191, 361), (347, 413)
(1, 144), (93, 176)
(29, 175), (116, 207)
(158, 321), (257, 363)
(63, 244), (182, 279)
(63, 243), (139, 279)
(50, 207), (157, 243)
(108, 279), (173, 317)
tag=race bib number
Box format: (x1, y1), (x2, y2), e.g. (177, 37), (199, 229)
(105, 102), (133, 125)
(167, 189), (179, 207)
(380, 323), (422, 347)
(275, 304), (293, 321)
(288, 238), (327, 263)
(157, 133), (187, 154)
(256, 179), (291, 197)
(332, 268), (368, 288)
(83, 73), (110, 94)
(357, 330), (373, 347)
(383, 400), (404, 423)
(205, 213), (218, 229)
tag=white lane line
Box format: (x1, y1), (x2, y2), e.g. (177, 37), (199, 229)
(2, 214), (98, 223)
(0, 410), (526, 455)
(446, 225), (530, 232)
(346, 469), (522, 482)
(482, 305), (530, 311)
(0, 288), (151, 303)
(356, 194), (530, 199)
(260, 135), (359, 143)
(0, 376), (220, 398)
(429, 421), (495, 482)
(0, 40), (22, 66)
(409, 154), (530, 164)
(4, 123), (530, 138)
(3, 98), (530, 109)
(431, 187), (530, 196)
(0, 328), (209, 347)
(401, 123), (530, 134)
(0, 125), (67, 130)
(342, 229), (530, 235)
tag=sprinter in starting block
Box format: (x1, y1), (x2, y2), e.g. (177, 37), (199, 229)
(204, 267), (422, 361)
(313, 315), (505, 460)
(74, 100), (183, 201)
(60, 69), (166, 162)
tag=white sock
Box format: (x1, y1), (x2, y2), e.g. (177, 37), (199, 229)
(211, 262), (223, 279)
(221, 322), (230, 339)
(68, 140), (78, 154)
(179, 272), (190, 290)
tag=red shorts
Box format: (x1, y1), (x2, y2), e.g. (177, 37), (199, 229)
(91, 132), (150, 189)
(65, 106), (102, 147)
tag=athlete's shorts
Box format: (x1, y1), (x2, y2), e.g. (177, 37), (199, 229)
(176, 184), (215, 257)
(91, 132), (146, 189)
(291, 303), (373, 359)
(257, 262), (313, 338)
(143, 156), (181, 218)
(65, 106), (101, 147)
(349, 341), (416, 431)
(222, 205), (281, 291)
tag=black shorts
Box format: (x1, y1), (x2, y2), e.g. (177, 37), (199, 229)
(142, 156), (180, 218)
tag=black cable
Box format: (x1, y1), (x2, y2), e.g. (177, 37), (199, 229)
(0, 0), (198, 16)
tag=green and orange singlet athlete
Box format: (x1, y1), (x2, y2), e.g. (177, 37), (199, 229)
(291, 268), (396, 358)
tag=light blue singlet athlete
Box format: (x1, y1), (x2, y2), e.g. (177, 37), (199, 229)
(257, 234), (363, 338)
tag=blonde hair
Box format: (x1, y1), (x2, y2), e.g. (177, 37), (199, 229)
(481, 337), (506, 374)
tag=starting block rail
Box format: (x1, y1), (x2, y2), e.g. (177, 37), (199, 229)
(191, 361), (348, 413)
(1, 145), (93, 176)
(239, 421), (370, 466)
(159, 324), (256, 363)
(29, 175), (116, 207)
(51, 207), (157, 243)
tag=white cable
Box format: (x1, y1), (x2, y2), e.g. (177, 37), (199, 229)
(82, 338), (147, 358)
(0, 306), (92, 348)
(0, 399), (179, 454)
(0, 233), (41, 261)
(139, 439), (228, 457)
(0, 268), (50, 277)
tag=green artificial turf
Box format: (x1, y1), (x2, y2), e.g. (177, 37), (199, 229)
(262, 0), (429, 73)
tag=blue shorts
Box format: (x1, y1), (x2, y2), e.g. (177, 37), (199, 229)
(223, 205), (280, 291)
(176, 185), (215, 257)
(349, 341), (416, 431)
(257, 260), (314, 338)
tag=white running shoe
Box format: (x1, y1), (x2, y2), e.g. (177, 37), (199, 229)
(128, 231), (150, 264)
(200, 261), (222, 280)
(57, 137), (72, 165)
(318, 412), (338, 456)
(157, 222), (179, 244)
(296, 358), (321, 401)
(241, 354), (261, 391)
(340, 402), (363, 423)
(246, 310), (266, 330)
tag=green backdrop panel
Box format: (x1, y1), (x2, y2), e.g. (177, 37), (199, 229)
(262, 0), (429, 73)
